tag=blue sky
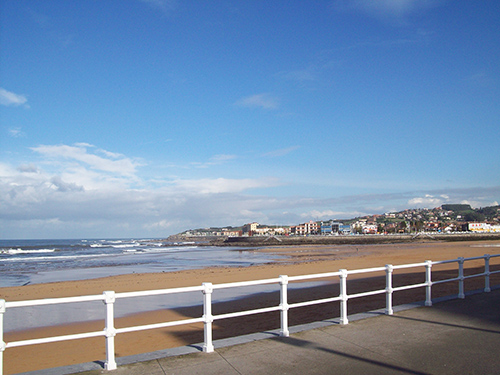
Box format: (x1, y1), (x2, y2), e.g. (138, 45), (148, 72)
(1, 0), (499, 239)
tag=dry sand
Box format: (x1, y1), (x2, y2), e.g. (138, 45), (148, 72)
(2, 240), (500, 374)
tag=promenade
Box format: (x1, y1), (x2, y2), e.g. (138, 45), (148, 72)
(22, 288), (500, 375)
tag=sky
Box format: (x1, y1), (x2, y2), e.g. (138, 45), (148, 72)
(1, 0), (499, 239)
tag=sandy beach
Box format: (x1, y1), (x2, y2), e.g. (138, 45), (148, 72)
(2, 240), (500, 374)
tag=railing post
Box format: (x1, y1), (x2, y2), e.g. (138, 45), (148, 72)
(484, 254), (491, 292)
(103, 291), (117, 371)
(385, 264), (394, 315)
(0, 299), (5, 375)
(279, 275), (289, 337)
(339, 269), (348, 325)
(425, 261), (432, 306)
(458, 257), (465, 299)
(202, 282), (214, 353)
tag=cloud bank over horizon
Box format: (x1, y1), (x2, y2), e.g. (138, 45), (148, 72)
(1, 143), (498, 239)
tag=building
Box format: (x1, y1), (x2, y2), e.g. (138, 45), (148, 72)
(306, 220), (320, 235)
(290, 223), (307, 235)
(291, 221), (320, 235)
(221, 230), (242, 237)
(469, 223), (500, 232)
(253, 227), (272, 236)
(362, 224), (377, 234)
(242, 222), (259, 236)
(339, 224), (351, 234)
(321, 220), (341, 235)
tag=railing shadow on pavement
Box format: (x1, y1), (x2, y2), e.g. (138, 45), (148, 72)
(270, 335), (431, 375)
(381, 287), (500, 335)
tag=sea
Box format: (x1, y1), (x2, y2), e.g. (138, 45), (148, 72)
(0, 238), (294, 331)
(0, 238), (284, 288)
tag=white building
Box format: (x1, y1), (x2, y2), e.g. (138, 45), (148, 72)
(469, 223), (500, 232)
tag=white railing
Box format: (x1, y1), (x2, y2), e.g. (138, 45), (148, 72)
(1, 253), (499, 374)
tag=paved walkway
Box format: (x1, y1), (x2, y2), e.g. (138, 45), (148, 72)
(24, 289), (500, 375)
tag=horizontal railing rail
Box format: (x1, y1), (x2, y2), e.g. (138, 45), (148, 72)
(1, 253), (500, 374)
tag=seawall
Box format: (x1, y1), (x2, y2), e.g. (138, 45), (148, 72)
(167, 233), (500, 247)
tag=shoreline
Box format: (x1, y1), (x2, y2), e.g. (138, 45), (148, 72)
(174, 232), (500, 247)
(2, 240), (500, 374)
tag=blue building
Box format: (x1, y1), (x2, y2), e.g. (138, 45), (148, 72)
(320, 220), (341, 235)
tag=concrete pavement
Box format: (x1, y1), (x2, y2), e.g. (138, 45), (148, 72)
(22, 288), (500, 375)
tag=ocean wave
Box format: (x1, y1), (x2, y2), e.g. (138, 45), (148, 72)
(1, 253), (112, 262)
(90, 243), (108, 248)
(0, 248), (56, 255)
(144, 242), (163, 247)
(90, 241), (141, 248)
(111, 243), (141, 248)
(131, 246), (199, 254)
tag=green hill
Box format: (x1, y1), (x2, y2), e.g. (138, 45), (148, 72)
(441, 204), (472, 212)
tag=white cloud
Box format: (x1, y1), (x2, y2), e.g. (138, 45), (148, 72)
(8, 127), (26, 137)
(458, 200), (476, 208)
(0, 88), (29, 107)
(31, 144), (139, 176)
(408, 194), (445, 207)
(49, 176), (84, 192)
(172, 177), (280, 194)
(235, 93), (279, 110)
(0, 171), (285, 238)
(17, 164), (39, 173)
(96, 148), (126, 159)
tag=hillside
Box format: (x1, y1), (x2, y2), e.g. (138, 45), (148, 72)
(176, 204), (500, 237)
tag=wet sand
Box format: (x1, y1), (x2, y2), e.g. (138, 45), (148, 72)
(2, 240), (500, 374)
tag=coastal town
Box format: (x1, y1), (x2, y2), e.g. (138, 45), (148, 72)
(179, 204), (500, 238)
